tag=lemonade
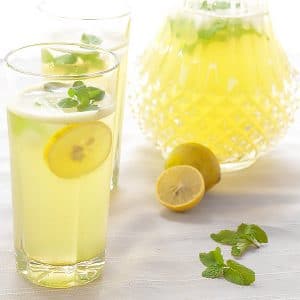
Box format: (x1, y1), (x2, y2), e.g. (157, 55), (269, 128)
(7, 83), (115, 287)
(133, 2), (297, 171)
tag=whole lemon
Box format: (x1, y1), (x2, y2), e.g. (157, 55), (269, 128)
(165, 143), (221, 190)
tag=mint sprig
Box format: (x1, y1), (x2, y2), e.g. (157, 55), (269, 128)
(211, 223), (268, 257)
(81, 33), (102, 45)
(199, 247), (255, 286)
(57, 81), (105, 112)
(41, 48), (105, 74)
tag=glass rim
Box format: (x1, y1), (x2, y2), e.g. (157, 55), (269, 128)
(37, 0), (131, 21)
(4, 42), (120, 80)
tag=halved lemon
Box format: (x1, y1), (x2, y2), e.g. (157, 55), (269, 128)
(156, 165), (205, 212)
(44, 122), (112, 178)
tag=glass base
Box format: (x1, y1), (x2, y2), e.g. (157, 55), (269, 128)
(221, 158), (257, 173)
(16, 250), (105, 288)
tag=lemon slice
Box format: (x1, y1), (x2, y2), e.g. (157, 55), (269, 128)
(156, 165), (205, 212)
(44, 122), (112, 178)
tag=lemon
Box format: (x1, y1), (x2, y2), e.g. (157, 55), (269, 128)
(44, 122), (112, 178)
(165, 143), (221, 190)
(156, 165), (205, 212)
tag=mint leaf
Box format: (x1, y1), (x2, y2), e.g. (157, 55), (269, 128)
(211, 230), (239, 246)
(54, 54), (77, 65)
(202, 265), (223, 279)
(77, 104), (99, 112)
(58, 98), (78, 108)
(199, 247), (224, 267)
(231, 239), (252, 257)
(199, 248), (256, 286)
(87, 87), (105, 101)
(238, 224), (268, 244)
(44, 82), (69, 92)
(211, 223), (268, 257)
(223, 260), (255, 286)
(73, 81), (85, 88)
(58, 80), (105, 112)
(41, 49), (54, 63)
(81, 33), (102, 45)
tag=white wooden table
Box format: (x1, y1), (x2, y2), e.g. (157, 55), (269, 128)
(0, 107), (299, 299)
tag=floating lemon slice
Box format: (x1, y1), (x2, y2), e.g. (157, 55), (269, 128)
(44, 122), (112, 178)
(156, 165), (205, 212)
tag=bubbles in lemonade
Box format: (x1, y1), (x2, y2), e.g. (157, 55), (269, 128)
(8, 83), (115, 267)
(133, 7), (297, 170)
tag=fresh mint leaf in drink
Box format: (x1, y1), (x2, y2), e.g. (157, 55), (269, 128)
(57, 81), (105, 112)
(54, 54), (77, 65)
(81, 33), (103, 45)
(41, 49), (54, 63)
(58, 98), (78, 108)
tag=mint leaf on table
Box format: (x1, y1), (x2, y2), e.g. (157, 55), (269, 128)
(199, 247), (225, 279)
(211, 223), (268, 257)
(231, 239), (253, 257)
(199, 248), (255, 285)
(211, 230), (239, 246)
(57, 80), (105, 112)
(237, 224), (268, 244)
(81, 33), (103, 45)
(202, 265), (224, 279)
(223, 260), (255, 286)
(199, 247), (224, 267)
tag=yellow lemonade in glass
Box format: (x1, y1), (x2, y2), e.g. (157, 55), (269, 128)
(4, 43), (119, 288)
(133, 1), (297, 171)
(8, 85), (114, 287)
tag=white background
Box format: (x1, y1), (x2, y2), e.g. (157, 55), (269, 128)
(0, 1), (300, 299)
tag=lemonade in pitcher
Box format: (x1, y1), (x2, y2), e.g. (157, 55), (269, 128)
(133, 0), (298, 171)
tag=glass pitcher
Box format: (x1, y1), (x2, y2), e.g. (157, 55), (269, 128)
(132, 0), (298, 171)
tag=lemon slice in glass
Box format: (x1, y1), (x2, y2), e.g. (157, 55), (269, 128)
(156, 165), (205, 212)
(44, 122), (112, 178)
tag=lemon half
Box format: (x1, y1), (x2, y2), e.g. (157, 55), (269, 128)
(165, 143), (221, 190)
(44, 122), (112, 179)
(156, 165), (205, 212)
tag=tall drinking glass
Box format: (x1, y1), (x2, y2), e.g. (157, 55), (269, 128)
(4, 43), (119, 288)
(37, 0), (131, 189)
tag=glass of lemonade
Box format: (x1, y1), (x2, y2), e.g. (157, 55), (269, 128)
(4, 43), (119, 288)
(37, 0), (131, 189)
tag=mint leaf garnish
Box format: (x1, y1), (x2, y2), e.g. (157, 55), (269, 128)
(58, 98), (78, 108)
(41, 49), (54, 63)
(44, 82), (69, 92)
(200, 1), (240, 11)
(211, 223), (268, 257)
(81, 33), (102, 45)
(57, 80), (105, 112)
(87, 86), (105, 101)
(41, 48), (105, 75)
(54, 53), (77, 65)
(223, 260), (255, 286)
(199, 248), (255, 285)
